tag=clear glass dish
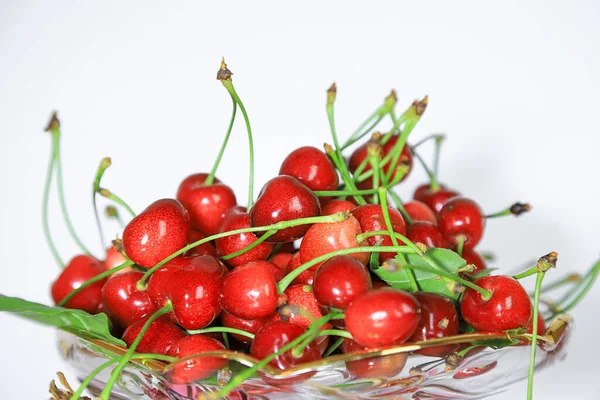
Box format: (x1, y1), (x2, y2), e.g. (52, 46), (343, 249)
(57, 314), (572, 399)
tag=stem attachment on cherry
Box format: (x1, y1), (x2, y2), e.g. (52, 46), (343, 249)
(218, 58), (255, 208)
(99, 188), (136, 218)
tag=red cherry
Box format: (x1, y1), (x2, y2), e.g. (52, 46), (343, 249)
(101, 271), (157, 328)
(147, 256), (227, 330)
(268, 252), (293, 271)
(220, 312), (270, 344)
(185, 230), (217, 257)
(269, 284), (331, 331)
(313, 255), (371, 310)
(214, 209), (273, 268)
(122, 199), (190, 269)
(286, 251), (315, 285)
(407, 221), (451, 249)
(461, 249), (487, 277)
(219, 261), (279, 320)
(404, 200), (436, 224)
(299, 215), (369, 268)
(176, 173), (237, 236)
(279, 146), (339, 193)
(122, 316), (187, 355)
(103, 246), (130, 273)
(51, 254), (105, 314)
(460, 275), (532, 332)
(352, 204), (406, 263)
(320, 199), (355, 216)
(345, 288), (421, 348)
(437, 197), (486, 250)
(250, 321), (321, 381)
(348, 134), (413, 185)
(250, 176), (320, 243)
(346, 352), (408, 379)
(409, 292), (459, 357)
(167, 334), (228, 384)
(413, 183), (459, 213)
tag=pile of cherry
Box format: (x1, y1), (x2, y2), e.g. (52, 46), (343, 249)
(41, 62), (593, 399)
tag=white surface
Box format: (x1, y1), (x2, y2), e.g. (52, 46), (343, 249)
(1, 1), (599, 398)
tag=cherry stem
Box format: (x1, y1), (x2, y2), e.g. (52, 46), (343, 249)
(527, 269), (546, 400)
(57, 260), (134, 307)
(92, 157), (112, 249)
(42, 121), (64, 268)
(368, 151), (381, 205)
(456, 235), (465, 257)
(106, 205), (126, 229)
(277, 245), (414, 294)
(388, 190), (414, 225)
(206, 97), (237, 186)
(323, 336), (345, 357)
(432, 135), (444, 184)
(551, 259), (600, 318)
(98, 302), (173, 400)
(378, 187), (418, 291)
(291, 311), (338, 357)
(314, 188), (381, 197)
(340, 90), (396, 150)
(220, 229), (277, 260)
(411, 133), (446, 150)
(354, 230), (434, 270)
(513, 252), (557, 280)
(219, 61), (255, 208)
(99, 188), (136, 217)
(137, 212), (349, 290)
(486, 202), (532, 218)
(411, 145), (440, 191)
(318, 329), (353, 339)
(69, 359), (117, 400)
(187, 326), (255, 340)
(529, 273), (581, 296)
(325, 144), (367, 205)
(49, 123), (93, 256)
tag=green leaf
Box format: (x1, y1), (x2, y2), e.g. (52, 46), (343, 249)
(373, 248), (466, 300)
(0, 294), (125, 346)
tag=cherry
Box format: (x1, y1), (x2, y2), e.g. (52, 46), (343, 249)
(299, 215), (369, 268)
(279, 146), (339, 194)
(51, 254), (105, 314)
(409, 292), (459, 357)
(404, 200), (436, 224)
(313, 255), (371, 310)
(122, 316), (187, 355)
(286, 251), (315, 285)
(270, 284), (331, 331)
(167, 334), (228, 384)
(461, 249), (487, 277)
(268, 252), (293, 272)
(352, 204), (406, 262)
(185, 230), (217, 257)
(250, 321), (321, 381)
(250, 175), (321, 243)
(345, 288), (421, 348)
(101, 271), (157, 328)
(437, 197), (486, 250)
(413, 183), (459, 213)
(103, 246), (129, 273)
(340, 337), (409, 378)
(407, 221), (450, 249)
(220, 312), (270, 344)
(460, 275), (532, 332)
(122, 198), (190, 269)
(147, 256), (227, 330)
(320, 199), (355, 216)
(214, 209), (273, 268)
(219, 261), (279, 320)
(176, 173), (237, 236)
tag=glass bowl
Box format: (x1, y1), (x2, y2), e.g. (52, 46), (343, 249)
(57, 314), (572, 399)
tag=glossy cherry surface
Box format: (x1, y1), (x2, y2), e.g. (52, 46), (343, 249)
(313, 255), (371, 310)
(51, 254), (106, 314)
(220, 312), (270, 344)
(348, 134), (413, 185)
(103, 246), (129, 273)
(407, 221), (450, 249)
(409, 292), (459, 357)
(122, 316), (187, 355)
(269, 284), (331, 331)
(286, 251), (315, 285)
(167, 334), (228, 384)
(101, 271), (157, 328)
(413, 183), (459, 213)
(176, 173), (237, 236)
(219, 261), (279, 320)
(460, 275), (532, 332)
(438, 197), (486, 250)
(345, 288), (421, 348)
(279, 146), (339, 193)
(320, 199), (355, 216)
(404, 200), (437, 224)
(185, 230), (217, 257)
(352, 204), (406, 262)
(461, 249), (487, 277)
(122, 198), (190, 268)
(250, 175), (320, 243)
(147, 256), (227, 330)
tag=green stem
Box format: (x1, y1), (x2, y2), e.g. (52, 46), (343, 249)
(220, 79), (254, 208)
(411, 145), (440, 191)
(52, 129), (92, 256)
(325, 145), (367, 206)
(341, 113), (385, 150)
(70, 359), (117, 400)
(42, 136), (64, 268)
(137, 212), (349, 289)
(389, 190), (414, 225)
(532, 273), (581, 295)
(485, 202), (532, 219)
(432, 135), (444, 185)
(106, 205), (126, 229)
(368, 151), (381, 204)
(323, 336), (345, 357)
(277, 245), (414, 293)
(379, 187), (418, 291)
(187, 326), (255, 340)
(291, 312), (337, 357)
(527, 270), (546, 400)
(314, 188), (381, 197)
(514, 265), (539, 280)
(131, 353), (177, 363)
(98, 302), (173, 400)
(220, 229), (276, 260)
(456, 235), (465, 257)
(318, 329), (353, 339)
(99, 189), (136, 218)
(554, 260), (600, 316)
(206, 97), (237, 185)
(92, 157), (112, 249)
(58, 260), (134, 307)
(411, 133), (446, 150)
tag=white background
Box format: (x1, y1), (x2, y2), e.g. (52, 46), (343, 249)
(1, 1), (599, 398)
